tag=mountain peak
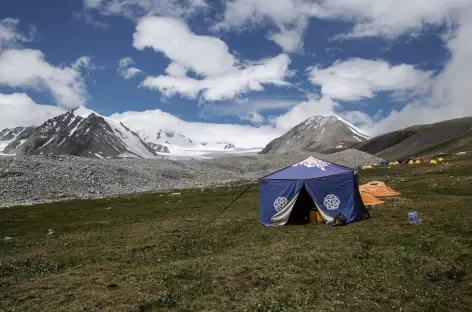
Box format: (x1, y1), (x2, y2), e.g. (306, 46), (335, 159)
(260, 115), (369, 154)
(72, 106), (99, 119)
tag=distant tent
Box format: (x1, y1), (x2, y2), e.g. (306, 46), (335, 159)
(408, 160), (414, 165)
(408, 156), (417, 160)
(438, 157), (444, 162)
(393, 161), (400, 165)
(259, 156), (368, 226)
(360, 191), (385, 206)
(430, 159), (438, 165)
(423, 157), (430, 162)
(359, 181), (400, 197)
(415, 159), (421, 164)
(380, 161), (389, 167)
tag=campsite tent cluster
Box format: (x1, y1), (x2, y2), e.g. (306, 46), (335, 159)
(259, 156), (398, 227)
(361, 156), (445, 169)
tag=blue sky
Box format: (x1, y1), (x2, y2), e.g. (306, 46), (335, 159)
(1, 0), (471, 147)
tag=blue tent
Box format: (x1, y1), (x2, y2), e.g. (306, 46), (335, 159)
(259, 156), (368, 226)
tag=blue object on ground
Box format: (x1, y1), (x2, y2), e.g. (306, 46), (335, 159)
(408, 211), (422, 224)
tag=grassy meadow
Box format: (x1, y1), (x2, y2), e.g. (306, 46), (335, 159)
(1, 155), (472, 311)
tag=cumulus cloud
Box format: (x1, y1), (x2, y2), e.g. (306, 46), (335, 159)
(215, 0), (327, 53)
(0, 18), (36, 50)
(141, 54), (291, 101)
(216, 0), (469, 48)
(134, 17), (237, 76)
(267, 20), (307, 53)
(308, 58), (433, 101)
(323, 0), (469, 39)
(117, 57), (142, 79)
(0, 93), (66, 128)
(83, 0), (207, 19)
(0, 49), (88, 108)
(134, 16), (292, 101)
(371, 7), (472, 135)
(111, 109), (283, 148)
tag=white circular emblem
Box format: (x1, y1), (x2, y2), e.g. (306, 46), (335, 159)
(324, 194), (340, 210)
(273, 197), (288, 212)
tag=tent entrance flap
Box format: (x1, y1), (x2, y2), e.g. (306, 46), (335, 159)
(288, 187), (314, 224)
(271, 187), (322, 225)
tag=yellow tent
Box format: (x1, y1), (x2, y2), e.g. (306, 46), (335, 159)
(393, 161), (400, 165)
(388, 162), (394, 166)
(438, 157), (444, 162)
(408, 160), (414, 165)
(430, 159), (438, 164)
(415, 159), (421, 164)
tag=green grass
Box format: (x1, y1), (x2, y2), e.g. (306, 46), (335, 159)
(1, 159), (472, 311)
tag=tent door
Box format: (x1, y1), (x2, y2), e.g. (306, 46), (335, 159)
(287, 187), (316, 224)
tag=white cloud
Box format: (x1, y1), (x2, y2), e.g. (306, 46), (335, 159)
(73, 11), (109, 30)
(267, 20), (307, 53)
(123, 67), (142, 79)
(118, 56), (134, 68)
(216, 0), (470, 44)
(110, 109), (282, 148)
(308, 58), (433, 101)
(83, 0), (207, 19)
(72, 56), (96, 71)
(134, 17), (292, 101)
(0, 18), (36, 50)
(371, 7), (472, 135)
(0, 93), (66, 129)
(0, 49), (88, 108)
(215, 0), (327, 53)
(323, 0), (470, 39)
(117, 57), (142, 79)
(134, 16), (237, 76)
(243, 111), (265, 123)
(141, 53), (291, 101)
(271, 95), (337, 130)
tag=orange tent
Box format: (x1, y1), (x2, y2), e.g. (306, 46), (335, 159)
(360, 181), (400, 197)
(360, 191), (385, 206)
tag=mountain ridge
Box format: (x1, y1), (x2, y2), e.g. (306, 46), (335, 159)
(260, 115), (370, 154)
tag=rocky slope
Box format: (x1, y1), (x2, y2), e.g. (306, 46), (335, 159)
(0, 127), (35, 153)
(0, 149), (382, 207)
(260, 116), (369, 154)
(4, 107), (156, 158)
(354, 116), (472, 160)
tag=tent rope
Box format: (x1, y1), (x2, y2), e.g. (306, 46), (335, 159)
(197, 184), (253, 235)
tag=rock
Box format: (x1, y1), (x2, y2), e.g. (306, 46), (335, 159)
(4, 237), (12, 241)
(47, 228), (56, 236)
(0, 150), (382, 208)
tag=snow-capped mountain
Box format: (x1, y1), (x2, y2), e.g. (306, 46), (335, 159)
(138, 129), (237, 156)
(260, 115), (370, 154)
(0, 127), (35, 154)
(4, 107), (157, 158)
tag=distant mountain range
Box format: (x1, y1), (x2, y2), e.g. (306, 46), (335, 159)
(0, 107), (238, 159)
(2, 108), (471, 160)
(3, 107), (157, 158)
(260, 115), (370, 154)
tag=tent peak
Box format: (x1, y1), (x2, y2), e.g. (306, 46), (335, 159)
(292, 156), (331, 171)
